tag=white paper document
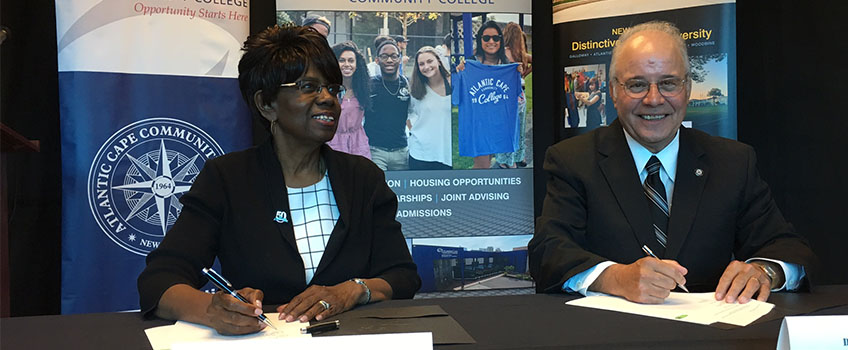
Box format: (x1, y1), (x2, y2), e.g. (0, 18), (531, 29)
(566, 292), (774, 326)
(777, 315), (848, 350)
(170, 332), (433, 350)
(144, 313), (309, 350)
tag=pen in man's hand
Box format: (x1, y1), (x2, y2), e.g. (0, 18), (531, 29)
(201, 267), (277, 330)
(641, 245), (690, 293)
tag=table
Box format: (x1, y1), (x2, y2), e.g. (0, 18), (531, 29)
(2, 285), (846, 349)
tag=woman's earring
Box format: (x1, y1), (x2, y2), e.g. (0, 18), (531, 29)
(270, 119), (277, 137)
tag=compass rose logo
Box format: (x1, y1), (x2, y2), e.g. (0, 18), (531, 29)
(87, 118), (224, 255)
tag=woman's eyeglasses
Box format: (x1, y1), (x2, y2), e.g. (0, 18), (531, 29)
(481, 35), (502, 42)
(280, 80), (345, 99)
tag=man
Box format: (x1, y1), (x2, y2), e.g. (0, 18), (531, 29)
(364, 40), (410, 171)
(435, 32), (452, 72)
(394, 35), (410, 76)
(303, 14), (331, 38)
(368, 36), (393, 77)
(530, 21), (815, 305)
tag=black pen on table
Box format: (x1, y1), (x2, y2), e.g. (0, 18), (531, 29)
(301, 320), (340, 334)
(641, 245), (690, 293)
(201, 267), (277, 330)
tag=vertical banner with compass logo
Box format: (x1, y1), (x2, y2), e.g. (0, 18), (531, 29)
(56, 0), (251, 313)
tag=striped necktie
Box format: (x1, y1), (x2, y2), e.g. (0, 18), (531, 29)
(644, 156), (669, 255)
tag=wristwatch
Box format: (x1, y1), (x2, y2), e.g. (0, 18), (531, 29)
(351, 278), (371, 305)
(753, 262), (779, 289)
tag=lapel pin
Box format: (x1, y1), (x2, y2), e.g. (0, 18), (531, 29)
(274, 211), (289, 223)
(694, 168), (704, 177)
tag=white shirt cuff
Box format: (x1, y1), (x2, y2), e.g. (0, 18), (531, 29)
(746, 257), (806, 292)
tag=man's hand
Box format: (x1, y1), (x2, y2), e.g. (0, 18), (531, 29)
(714, 260), (774, 304)
(590, 257), (688, 304)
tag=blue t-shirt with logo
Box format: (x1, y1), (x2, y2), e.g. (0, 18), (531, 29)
(452, 60), (521, 157)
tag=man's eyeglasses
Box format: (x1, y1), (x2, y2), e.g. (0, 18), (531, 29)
(614, 77), (688, 99)
(378, 54), (400, 61)
(279, 80), (345, 99)
(481, 35), (502, 43)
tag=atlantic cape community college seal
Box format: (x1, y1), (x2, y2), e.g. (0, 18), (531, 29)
(87, 118), (224, 255)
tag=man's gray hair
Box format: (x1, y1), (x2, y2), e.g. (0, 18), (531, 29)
(608, 21), (690, 83)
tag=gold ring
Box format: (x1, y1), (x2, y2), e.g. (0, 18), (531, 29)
(319, 300), (330, 310)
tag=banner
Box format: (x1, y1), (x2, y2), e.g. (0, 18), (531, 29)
(554, 0), (737, 140)
(56, 0), (251, 313)
(277, 2), (535, 294)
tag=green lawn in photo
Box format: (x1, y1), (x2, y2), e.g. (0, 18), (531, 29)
(685, 104), (730, 136)
(452, 106), (474, 169)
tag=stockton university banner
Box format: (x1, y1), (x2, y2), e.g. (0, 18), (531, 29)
(554, 0), (737, 140)
(56, 0), (251, 313)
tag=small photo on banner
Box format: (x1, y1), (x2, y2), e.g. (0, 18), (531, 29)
(276, 8), (533, 172)
(409, 235), (534, 294)
(563, 64), (608, 129)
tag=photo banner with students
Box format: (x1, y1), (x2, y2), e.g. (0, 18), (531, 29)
(554, 0), (737, 140)
(277, 0), (536, 294)
(56, 0), (252, 313)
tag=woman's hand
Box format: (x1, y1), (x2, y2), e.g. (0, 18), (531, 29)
(205, 287), (267, 335)
(276, 281), (363, 323)
(155, 284), (267, 336)
(456, 57), (466, 72)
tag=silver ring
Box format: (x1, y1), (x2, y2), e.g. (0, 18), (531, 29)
(319, 300), (330, 310)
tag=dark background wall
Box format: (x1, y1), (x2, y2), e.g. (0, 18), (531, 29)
(1, 0), (845, 316)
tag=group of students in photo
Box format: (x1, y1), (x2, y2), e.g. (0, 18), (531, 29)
(326, 20), (532, 170)
(564, 67), (608, 129)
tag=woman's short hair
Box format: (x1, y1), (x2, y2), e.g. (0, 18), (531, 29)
(238, 25), (342, 119)
(474, 21), (508, 64)
(410, 46), (452, 100)
(331, 41), (371, 110)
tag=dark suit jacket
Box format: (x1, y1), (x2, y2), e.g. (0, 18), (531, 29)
(530, 120), (815, 293)
(138, 141), (420, 316)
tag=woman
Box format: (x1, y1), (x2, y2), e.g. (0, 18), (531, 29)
(578, 77), (603, 128)
(137, 25), (420, 335)
(503, 22), (532, 78)
(474, 21), (510, 66)
(407, 46), (452, 170)
(463, 21), (512, 169)
(452, 21), (520, 169)
(327, 41), (371, 159)
(495, 22), (531, 168)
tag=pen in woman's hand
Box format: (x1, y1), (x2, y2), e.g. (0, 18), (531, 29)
(202, 267), (277, 330)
